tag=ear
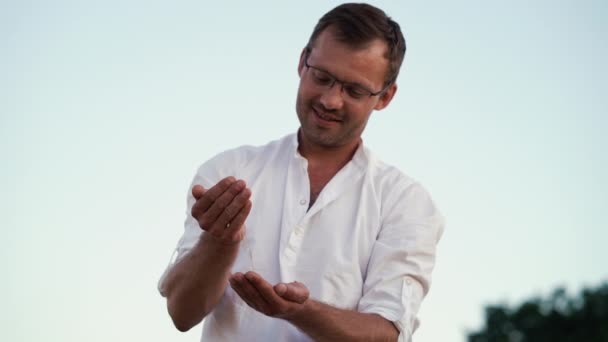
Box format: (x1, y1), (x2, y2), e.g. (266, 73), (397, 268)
(373, 83), (397, 111)
(297, 48), (307, 77)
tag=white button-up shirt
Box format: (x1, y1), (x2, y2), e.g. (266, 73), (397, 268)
(159, 133), (444, 342)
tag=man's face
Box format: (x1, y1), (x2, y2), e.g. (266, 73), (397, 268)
(295, 29), (397, 150)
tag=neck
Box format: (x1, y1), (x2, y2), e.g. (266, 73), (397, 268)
(297, 130), (361, 170)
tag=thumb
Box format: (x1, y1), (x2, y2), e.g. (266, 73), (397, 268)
(192, 185), (206, 199)
(274, 281), (309, 304)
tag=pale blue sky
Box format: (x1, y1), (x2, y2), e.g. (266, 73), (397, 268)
(1, 1), (607, 341)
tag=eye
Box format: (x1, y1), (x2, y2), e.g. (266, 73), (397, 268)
(310, 69), (333, 86)
(343, 84), (369, 99)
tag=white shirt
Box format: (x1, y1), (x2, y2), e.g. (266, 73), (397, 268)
(159, 133), (444, 342)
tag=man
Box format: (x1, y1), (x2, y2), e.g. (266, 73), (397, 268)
(158, 3), (444, 341)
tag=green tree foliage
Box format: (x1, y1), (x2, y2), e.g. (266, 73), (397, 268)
(468, 282), (608, 342)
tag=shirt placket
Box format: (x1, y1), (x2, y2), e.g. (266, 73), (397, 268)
(278, 151), (310, 282)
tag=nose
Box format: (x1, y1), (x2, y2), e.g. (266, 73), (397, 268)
(319, 81), (345, 110)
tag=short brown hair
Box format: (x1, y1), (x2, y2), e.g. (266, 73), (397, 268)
(306, 3), (406, 86)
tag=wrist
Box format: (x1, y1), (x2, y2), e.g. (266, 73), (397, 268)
(284, 298), (317, 323)
(201, 231), (242, 247)
(197, 233), (241, 258)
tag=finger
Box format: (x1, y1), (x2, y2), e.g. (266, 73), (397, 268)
(241, 274), (273, 314)
(192, 177), (237, 217)
(232, 284), (258, 310)
(197, 180), (245, 232)
(191, 184), (206, 200)
(229, 272), (243, 283)
(245, 272), (285, 309)
(227, 200), (252, 244)
(229, 273), (259, 310)
(204, 180), (246, 231)
(230, 272), (271, 314)
(214, 187), (252, 229)
(274, 282), (309, 304)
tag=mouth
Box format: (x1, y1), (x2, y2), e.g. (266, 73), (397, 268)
(312, 106), (342, 123)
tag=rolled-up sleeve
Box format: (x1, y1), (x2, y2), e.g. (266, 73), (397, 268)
(357, 182), (445, 341)
(157, 172), (208, 296)
(157, 152), (236, 296)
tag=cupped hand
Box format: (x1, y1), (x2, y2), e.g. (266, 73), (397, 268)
(229, 271), (310, 319)
(191, 176), (252, 244)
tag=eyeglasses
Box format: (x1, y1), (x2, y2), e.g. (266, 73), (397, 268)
(304, 50), (390, 101)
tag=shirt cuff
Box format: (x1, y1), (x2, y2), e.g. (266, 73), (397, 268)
(359, 276), (423, 342)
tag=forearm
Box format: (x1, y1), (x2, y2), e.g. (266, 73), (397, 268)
(161, 233), (239, 331)
(287, 300), (399, 342)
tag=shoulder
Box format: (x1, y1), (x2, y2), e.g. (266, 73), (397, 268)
(210, 133), (293, 165)
(363, 147), (442, 220)
(363, 146), (416, 194)
(193, 133), (295, 182)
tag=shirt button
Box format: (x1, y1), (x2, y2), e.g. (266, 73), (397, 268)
(299, 199), (307, 205)
(406, 279), (412, 285)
